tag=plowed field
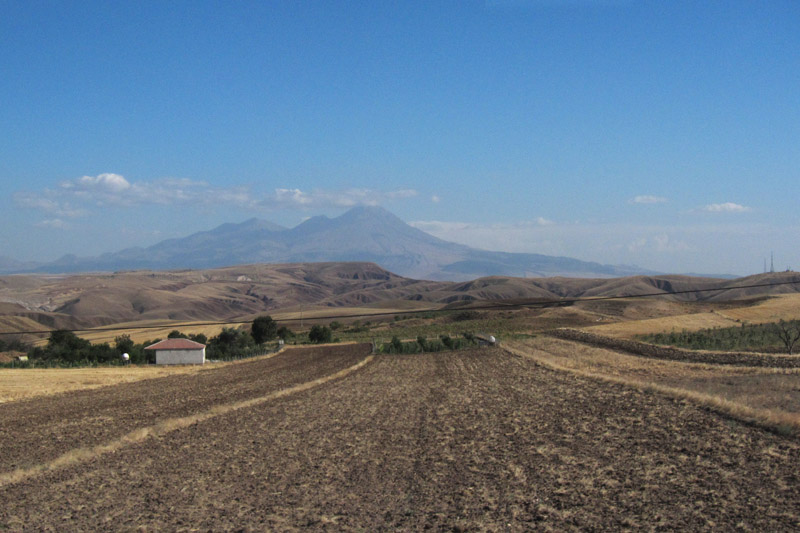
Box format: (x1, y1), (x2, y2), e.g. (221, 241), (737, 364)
(1, 344), (799, 530)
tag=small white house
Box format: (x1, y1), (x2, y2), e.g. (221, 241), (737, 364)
(145, 338), (206, 365)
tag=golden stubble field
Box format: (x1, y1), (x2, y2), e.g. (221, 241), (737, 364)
(0, 363), (209, 404)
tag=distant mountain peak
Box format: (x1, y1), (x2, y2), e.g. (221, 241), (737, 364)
(14, 206), (654, 280)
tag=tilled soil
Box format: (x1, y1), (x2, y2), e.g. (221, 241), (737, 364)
(1, 347), (799, 531)
(0, 344), (371, 473)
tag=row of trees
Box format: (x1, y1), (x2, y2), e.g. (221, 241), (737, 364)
(13, 315), (338, 365)
(28, 331), (156, 365)
(0, 337), (28, 353)
(639, 319), (800, 354)
(379, 334), (478, 354)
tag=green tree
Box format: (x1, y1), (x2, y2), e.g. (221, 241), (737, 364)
(115, 334), (135, 355)
(189, 333), (208, 344)
(440, 335), (453, 349)
(308, 325), (332, 344)
(417, 336), (427, 352)
(251, 315), (278, 344)
(208, 327), (255, 358)
(277, 326), (295, 341)
(168, 330), (188, 339)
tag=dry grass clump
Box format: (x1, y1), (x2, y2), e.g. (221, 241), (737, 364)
(505, 336), (800, 436)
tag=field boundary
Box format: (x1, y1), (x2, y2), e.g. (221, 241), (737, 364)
(549, 328), (800, 368)
(503, 342), (800, 438)
(0, 353), (374, 489)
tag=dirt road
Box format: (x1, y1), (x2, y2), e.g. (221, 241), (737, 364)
(1, 346), (798, 530)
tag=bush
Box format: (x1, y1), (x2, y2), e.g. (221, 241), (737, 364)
(207, 327), (255, 359)
(379, 334), (478, 354)
(440, 335), (454, 349)
(450, 311), (479, 322)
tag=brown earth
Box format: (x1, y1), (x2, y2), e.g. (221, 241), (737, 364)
(0, 344), (370, 475)
(0, 345), (798, 530)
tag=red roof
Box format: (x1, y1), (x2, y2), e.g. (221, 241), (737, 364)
(145, 338), (206, 350)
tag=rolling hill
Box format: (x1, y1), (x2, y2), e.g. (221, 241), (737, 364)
(1, 262), (798, 338)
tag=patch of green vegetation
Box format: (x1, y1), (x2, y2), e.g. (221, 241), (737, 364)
(377, 334), (478, 354)
(0, 337), (30, 353)
(637, 319), (800, 354)
(333, 313), (528, 344)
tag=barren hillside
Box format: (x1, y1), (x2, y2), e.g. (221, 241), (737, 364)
(0, 264), (797, 338)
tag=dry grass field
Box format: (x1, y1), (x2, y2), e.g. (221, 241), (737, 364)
(0, 365), (209, 403)
(0, 344), (798, 530)
(588, 293), (800, 338)
(55, 304), (430, 346)
(74, 319), (251, 346)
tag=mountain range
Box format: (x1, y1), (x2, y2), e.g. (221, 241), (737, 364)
(8, 206), (651, 280)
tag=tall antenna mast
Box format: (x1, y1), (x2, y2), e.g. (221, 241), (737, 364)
(770, 252), (775, 273)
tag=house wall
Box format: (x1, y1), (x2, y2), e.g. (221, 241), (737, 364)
(156, 348), (206, 365)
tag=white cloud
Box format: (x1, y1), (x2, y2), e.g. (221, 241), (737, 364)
(64, 173), (132, 194)
(630, 195), (667, 204)
(13, 194), (87, 218)
(702, 202), (752, 213)
(17, 173), (259, 214)
(268, 188), (418, 209)
(34, 218), (68, 229)
(431, 195), (441, 203)
(19, 175), (420, 217)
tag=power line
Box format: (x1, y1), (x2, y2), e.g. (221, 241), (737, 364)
(1, 278), (799, 338)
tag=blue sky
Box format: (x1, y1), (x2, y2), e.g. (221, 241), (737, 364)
(2, 0), (799, 275)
